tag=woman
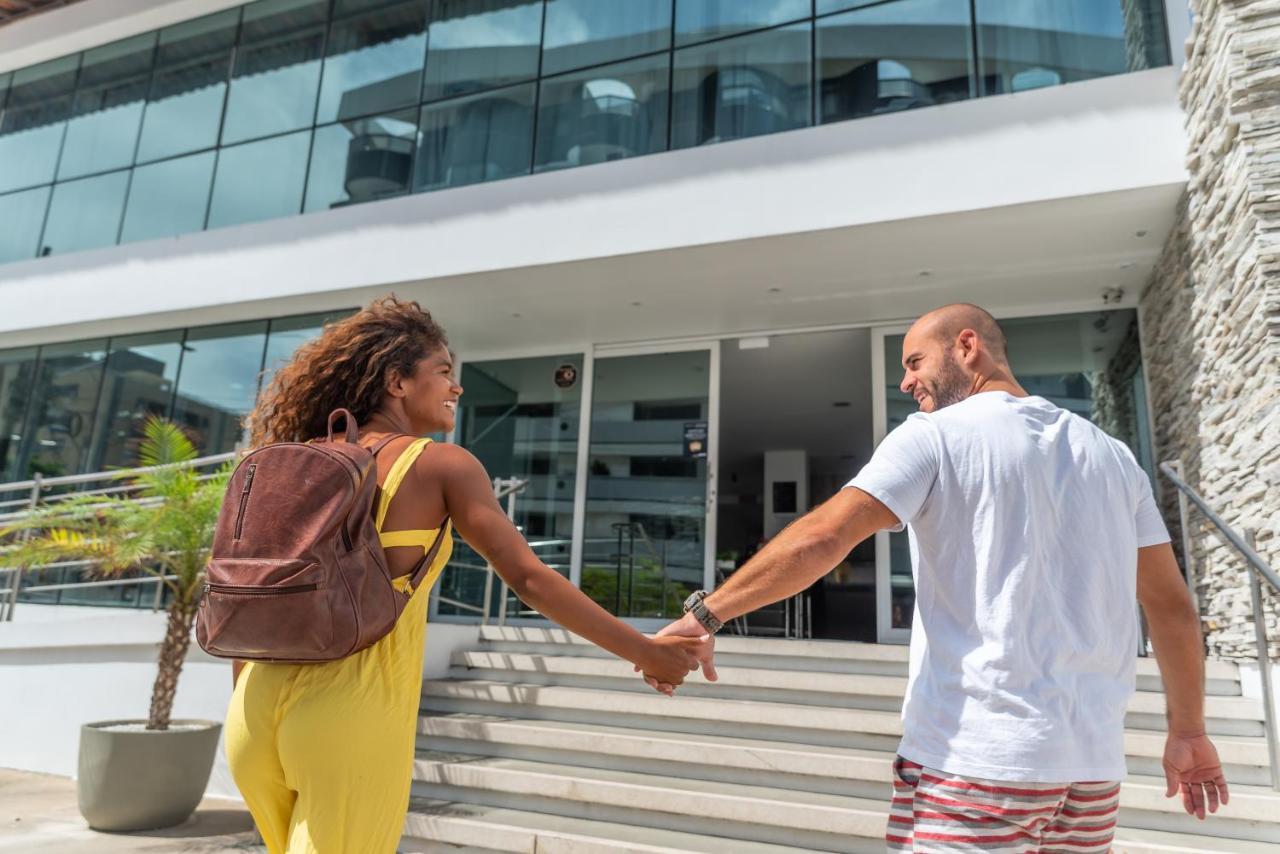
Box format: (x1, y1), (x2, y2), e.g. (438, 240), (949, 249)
(225, 297), (706, 853)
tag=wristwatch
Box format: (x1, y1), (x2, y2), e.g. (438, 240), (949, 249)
(682, 590), (724, 634)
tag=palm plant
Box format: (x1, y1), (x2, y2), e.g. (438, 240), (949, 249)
(0, 418), (231, 730)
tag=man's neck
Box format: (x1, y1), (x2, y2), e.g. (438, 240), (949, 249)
(969, 374), (1028, 399)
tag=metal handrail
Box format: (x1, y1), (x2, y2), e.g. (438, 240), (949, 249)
(1159, 460), (1279, 791)
(0, 452), (235, 494)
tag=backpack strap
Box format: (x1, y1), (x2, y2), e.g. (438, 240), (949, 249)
(367, 432), (409, 458)
(408, 518), (452, 595)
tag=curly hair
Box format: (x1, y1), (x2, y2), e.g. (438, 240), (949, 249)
(246, 296), (449, 446)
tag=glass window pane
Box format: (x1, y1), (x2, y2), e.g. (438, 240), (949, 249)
(0, 347), (40, 481)
(58, 33), (156, 180)
(222, 0), (327, 145)
(119, 151), (215, 243)
(136, 10), (239, 164)
(260, 310), (351, 386)
(543, 0), (673, 76)
(16, 339), (108, 480)
(207, 130), (311, 229)
(305, 110), (417, 211)
(975, 0), (1168, 95)
(0, 56), (78, 193)
(535, 55), (669, 173)
(0, 186), (51, 264)
(86, 330), (184, 471)
(39, 170), (130, 257)
(817, 0), (886, 14)
(671, 22), (811, 150)
(817, 0), (973, 124)
(423, 0), (543, 102)
(316, 1), (428, 123)
(415, 83), (533, 191)
(171, 321), (268, 454)
(675, 0), (809, 46)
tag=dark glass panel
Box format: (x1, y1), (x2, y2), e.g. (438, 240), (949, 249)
(0, 186), (51, 264)
(38, 170), (129, 256)
(422, 0), (543, 102)
(207, 130), (311, 229)
(414, 83), (533, 190)
(671, 22), (811, 149)
(0, 347), (40, 481)
(136, 9), (239, 164)
(222, 0), (328, 144)
(542, 0), (672, 76)
(316, 0), (428, 123)
(817, 0), (973, 124)
(170, 321), (268, 455)
(0, 56), (79, 193)
(260, 310), (353, 387)
(304, 109), (417, 211)
(86, 331), (184, 471)
(58, 33), (156, 180)
(675, 0), (810, 46)
(16, 340), (109, 480)
(535, 55), (669, 173)
(119, 150), (216, 243)
(816, 0), (884, 14)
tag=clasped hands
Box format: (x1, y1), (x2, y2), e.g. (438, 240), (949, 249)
(636, 611), (719, 696)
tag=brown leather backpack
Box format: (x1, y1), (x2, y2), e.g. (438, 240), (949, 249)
(195, 409), (449, 663)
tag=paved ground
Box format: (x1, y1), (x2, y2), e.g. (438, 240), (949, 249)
(0, 768), (264, 853)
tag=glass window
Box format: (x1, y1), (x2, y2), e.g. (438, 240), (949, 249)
(817, 0), (887, 14)
(675, 0), (810, 46)
(542, 0), (673, 76)
(316, 0), (428, 124)
(16, 339), (109, 480)
(221, 0), (327, 145)
(0, 347), (40, 482)
(207, 130), (311, 229)
(817, 0), (973, 125)
(170, 321), (268, 454)
(86, 330), (184, 471)
(423, 0), (543, 102)
(535, 55), (669, 173)
(0, 186), (51, 264)
(975, 0), (1168, 95)
(58, 34), (156, 181)
(305, 109), (417, 211)
(119, 150), (216, 243)
(0, 56), (79, 194)
(260, 310), (351, 386)
(136, 10), (239, 164)
(415, 83), (533, 191)
(671, 22), (811, 149)
(38, 170), (130, 256)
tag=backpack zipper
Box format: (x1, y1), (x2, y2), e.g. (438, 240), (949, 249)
(205, 582), (318, 596)
(233, 464), (257, 540)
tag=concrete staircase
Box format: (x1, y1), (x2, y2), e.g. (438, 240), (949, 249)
(402, 626), (1280, 853)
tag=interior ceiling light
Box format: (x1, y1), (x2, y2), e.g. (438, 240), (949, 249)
(832, 401), (851, 408)
(767, 287), (782, 293)
(1136, 229), (1148, 238)
(630, 301), (642, 307)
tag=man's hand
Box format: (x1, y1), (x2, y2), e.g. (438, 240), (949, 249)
(636, 612), (718, 695)
(1162, 732), (1229, 819)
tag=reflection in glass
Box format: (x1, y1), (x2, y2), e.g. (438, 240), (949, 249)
(581, 351), (709, 618)
(675, 0), (809, 46)
(136, 10), (240, 164)
(39, 171), (130, 256)
(424, 0), (543, 102)
(415, 84), (534, 191)
(87, 331), (184, 471)
(536, 55), (669, 172)
(260, 310), (352, 386)
(171, 321), (269, 454)
(0, 56), (78, 193)
(305, 110), (418, 211)
(0, 347), (40, 481)
(58, 33), (156, 180)
(543, 0), (673, 76)
(207, 130), (311, 229)
(316, 1), (428, 123)
(817, 0), (888, 14)
(818, 0), (973, 124)
(0, 187), (51, 264)
(671, 23), (811, 149)
(17, 340), (109, 481)
(119, 151), (216, 243)
(222, 0), (328, 144)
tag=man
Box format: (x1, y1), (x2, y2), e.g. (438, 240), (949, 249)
(652, 304), (1227, 851)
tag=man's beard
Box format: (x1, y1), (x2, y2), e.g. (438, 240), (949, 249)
(926, 355), (971, 410)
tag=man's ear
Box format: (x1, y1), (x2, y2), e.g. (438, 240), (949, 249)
(957, 329), (980, 364)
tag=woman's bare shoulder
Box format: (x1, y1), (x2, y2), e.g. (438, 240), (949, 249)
(416, 441), (487, 481)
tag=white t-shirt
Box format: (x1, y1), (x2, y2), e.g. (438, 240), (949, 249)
(847, 391), (1169, 782)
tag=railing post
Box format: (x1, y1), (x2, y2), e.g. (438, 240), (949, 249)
(4, 473), (42, 622)
(481, 477), (500, 627)
(1170, 461), (1200, 612)
(496, 480), (516, 627)
(1245, 529), (1280, 792)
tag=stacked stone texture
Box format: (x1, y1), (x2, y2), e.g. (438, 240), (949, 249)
(1139, 0), (1280, 660)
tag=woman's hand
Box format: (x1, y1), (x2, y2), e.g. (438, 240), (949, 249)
(638, 635), (711, 692)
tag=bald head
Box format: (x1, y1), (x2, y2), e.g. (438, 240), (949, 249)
(912, 303), (1008, 365)
(898, 303), (1016, 412)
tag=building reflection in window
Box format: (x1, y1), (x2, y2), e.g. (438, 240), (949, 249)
(415, 83), (534, 190)
(170, 322), (268, 455)
(207, 130), (312, 229)
(39, 170), (130, 256)
(0, 56), (78, 194)
(0, 348), (40, 482)
(86, 331), (184, 471)
(316, 0), (428, 124)
(0, 187), (52, 264)
(15, 341), (109, 481)
(119, 151), (217, 243)
(423, 0), (543, 102)
(542, 0), (673, 76)
(306, 109), (418, 211)
(58, 33), (156, 180)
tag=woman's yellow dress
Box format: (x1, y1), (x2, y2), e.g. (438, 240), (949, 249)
(225, 438), (453, 853)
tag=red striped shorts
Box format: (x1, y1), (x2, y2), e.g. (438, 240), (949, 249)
(886, 757), (1120, 853)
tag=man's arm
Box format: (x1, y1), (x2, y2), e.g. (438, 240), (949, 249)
(1137, 542), (1228, 819)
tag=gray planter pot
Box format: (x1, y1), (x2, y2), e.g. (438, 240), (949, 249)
(77, 719), (222, 832)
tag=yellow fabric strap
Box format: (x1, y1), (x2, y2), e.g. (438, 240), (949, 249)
(379, 529), (441, 549)
(374, 438), (431, 533)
